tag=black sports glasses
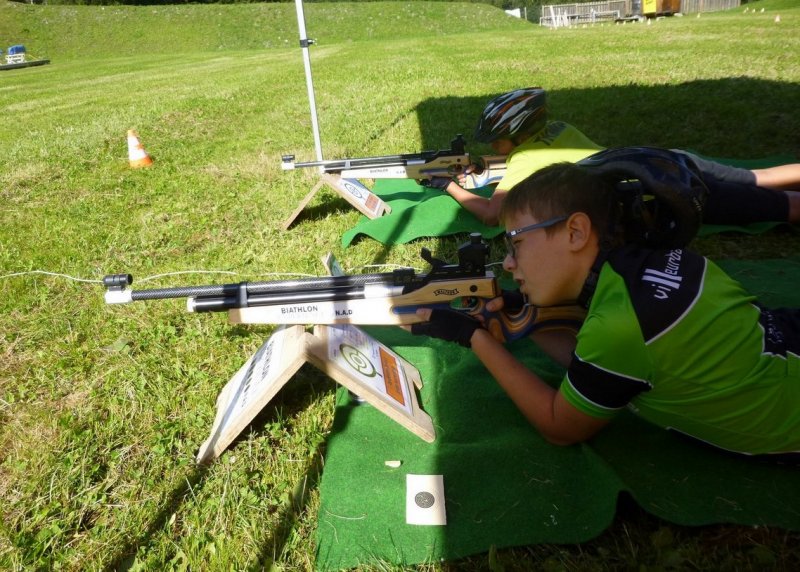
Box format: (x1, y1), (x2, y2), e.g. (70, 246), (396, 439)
(504, 215), (568, 258)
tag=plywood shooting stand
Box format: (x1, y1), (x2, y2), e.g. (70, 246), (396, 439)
(281, 173), (390, 231)
(281, 2), (509, 230)
(196, 252), (434, 463)
(196, 324), (434, 463)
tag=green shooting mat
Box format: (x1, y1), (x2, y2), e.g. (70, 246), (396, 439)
(340, 180), (501, 247)
(315, 257), (800, 570)
(340, 155), (795, 248)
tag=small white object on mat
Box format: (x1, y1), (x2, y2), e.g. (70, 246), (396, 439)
(406, 474), (446, 526)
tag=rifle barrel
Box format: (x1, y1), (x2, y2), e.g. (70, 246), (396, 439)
(122, 270), (415, 302)
(190, 282), (403, 312)
(288, 154), (432, 172)
(282, 135), (467, 172)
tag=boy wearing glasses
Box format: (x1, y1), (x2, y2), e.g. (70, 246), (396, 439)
(412, 161), (800, 459)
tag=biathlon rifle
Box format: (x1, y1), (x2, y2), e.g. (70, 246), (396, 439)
(102, 235), (568, 341)
(281, 135), (507, 190)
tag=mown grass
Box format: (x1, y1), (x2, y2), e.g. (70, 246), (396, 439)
(0, 1), (530, 58)
(1, 0), (799, 570)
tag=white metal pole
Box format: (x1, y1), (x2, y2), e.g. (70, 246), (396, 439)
(294, 0), (324, 165)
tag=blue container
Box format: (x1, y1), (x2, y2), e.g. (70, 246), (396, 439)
(8, 45), (26, 55)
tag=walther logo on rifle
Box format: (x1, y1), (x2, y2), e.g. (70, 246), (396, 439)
(433, 288), (460, 296)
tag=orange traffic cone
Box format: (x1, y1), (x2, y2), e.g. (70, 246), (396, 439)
(127, 129), (153, 168)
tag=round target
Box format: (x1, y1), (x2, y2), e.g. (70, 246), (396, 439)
(414, 491), (435, 509)
(340, 344), (377, 377)
(343, 181), (364, 199)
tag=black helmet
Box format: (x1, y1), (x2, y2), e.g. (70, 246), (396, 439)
(578, 147), (708, 249)
(474, 88), (548, 143)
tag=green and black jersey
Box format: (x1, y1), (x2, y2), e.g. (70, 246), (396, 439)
(560, 245), (800, 456)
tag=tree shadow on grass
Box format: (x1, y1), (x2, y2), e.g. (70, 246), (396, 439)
(415, 77), (800, 159)
(341, 76), (799, 253)
(154, 77), (800, 571)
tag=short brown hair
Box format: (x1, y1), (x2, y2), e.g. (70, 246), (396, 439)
(501, 162), (621, 244)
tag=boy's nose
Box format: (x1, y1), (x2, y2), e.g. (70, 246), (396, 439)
(502, 254), (516, 272)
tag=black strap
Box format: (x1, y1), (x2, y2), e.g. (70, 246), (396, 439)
(577, 250), (609, 309)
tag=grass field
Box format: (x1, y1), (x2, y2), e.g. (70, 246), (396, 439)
(2, 0), (800, 570)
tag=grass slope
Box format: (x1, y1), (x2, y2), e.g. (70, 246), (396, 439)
(1, 0), (799, 570)
(0, 1), (529, 58)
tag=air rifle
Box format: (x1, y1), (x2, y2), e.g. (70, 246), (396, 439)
(102, 235), (566, 341)
(105, 234), (495, 325)
(281, 135), (507, 190)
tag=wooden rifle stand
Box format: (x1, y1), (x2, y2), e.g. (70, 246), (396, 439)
(281, 173), (391, 230)
(196, 324), (434, 464)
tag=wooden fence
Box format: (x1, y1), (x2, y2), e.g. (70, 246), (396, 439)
(680, 0), (741, 14)
(540, 0), (630, 26)
(540, 0), (741, 27)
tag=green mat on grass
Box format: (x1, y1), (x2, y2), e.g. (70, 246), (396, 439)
(315, 258), (800, 570)
(340, 155), (794, 247)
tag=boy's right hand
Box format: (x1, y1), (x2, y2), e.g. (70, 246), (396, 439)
(455, 163), (482, 186)
(477, 290), (587, 342)
(481, 288), (525, 314)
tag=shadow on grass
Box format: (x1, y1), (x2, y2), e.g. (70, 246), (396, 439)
(414, 77), (800, 159)
(110, 77), (800, 571)
(106, 463), (211, 571)
(247, 432), (327, 571)
(336, 76), (799, 253)
(310, 77), (800, 568)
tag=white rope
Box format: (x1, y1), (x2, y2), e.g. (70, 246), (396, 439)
(0, 270), (103, 284)
(0, 263), (477, 285)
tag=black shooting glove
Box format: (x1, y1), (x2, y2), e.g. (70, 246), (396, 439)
(411, 308), (483, 348)
(420, 176), (453, 191)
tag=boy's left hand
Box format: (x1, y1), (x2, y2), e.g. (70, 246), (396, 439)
(420, 176), (452, 190)
(411, 308), (483, 348)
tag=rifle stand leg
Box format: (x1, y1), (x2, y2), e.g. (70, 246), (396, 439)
(281, 179), (326, 230)
(196, 323), (435, 463)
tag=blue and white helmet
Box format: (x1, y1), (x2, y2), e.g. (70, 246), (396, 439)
(474, 88), (548, 143)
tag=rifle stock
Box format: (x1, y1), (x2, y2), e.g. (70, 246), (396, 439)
(281, 135), (506, 190)
(228, 277), (498, 325)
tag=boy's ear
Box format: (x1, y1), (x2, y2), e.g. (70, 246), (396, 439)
(566, 212), (593, 251)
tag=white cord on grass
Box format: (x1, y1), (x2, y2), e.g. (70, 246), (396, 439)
(0, 269), (318, 284)
(135, 270), (318, 282)
(0, 270), (104, 284)
(0, 264), (453, 285)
